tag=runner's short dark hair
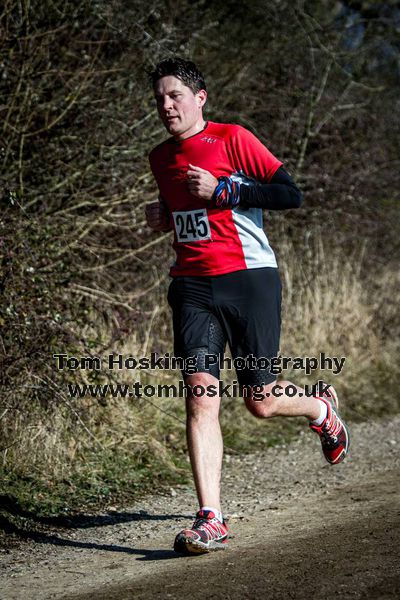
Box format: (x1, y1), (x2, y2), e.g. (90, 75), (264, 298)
(149, 57), (206, 94)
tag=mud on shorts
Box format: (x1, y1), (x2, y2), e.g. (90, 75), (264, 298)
(167, 267), (281, 387)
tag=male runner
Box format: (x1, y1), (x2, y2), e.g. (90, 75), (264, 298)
(145, 57), (350, 555)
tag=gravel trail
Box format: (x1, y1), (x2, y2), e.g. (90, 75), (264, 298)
(1, 416), (399, 599)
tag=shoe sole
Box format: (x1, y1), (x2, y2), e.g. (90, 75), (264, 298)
(329, 424), (350, 464)
(174, 533), (227, 555)
(323, 383), (339, 411)
(320, 384), (350, 464)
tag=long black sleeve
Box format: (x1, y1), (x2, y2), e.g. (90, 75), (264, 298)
(239, 166), (303, 210)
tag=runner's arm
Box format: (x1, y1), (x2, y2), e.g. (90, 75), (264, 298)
(237, 166), (303, 210)
(224, 126), (302, 209)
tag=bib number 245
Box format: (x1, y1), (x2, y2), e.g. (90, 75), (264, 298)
(172, 209), (211, 242)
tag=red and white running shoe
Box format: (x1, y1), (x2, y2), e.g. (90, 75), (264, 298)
(174, 509), (228, 555)
(310, 384), (350, 465)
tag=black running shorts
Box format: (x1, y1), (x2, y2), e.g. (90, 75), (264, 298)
(167, 267), (281, 386)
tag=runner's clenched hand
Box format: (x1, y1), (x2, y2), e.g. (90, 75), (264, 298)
(145, 198), (172, 232)
(187, 164), (218, 200)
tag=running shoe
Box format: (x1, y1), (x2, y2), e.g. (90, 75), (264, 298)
(173, 509), (228, 555)
(310, 384), (350, 464)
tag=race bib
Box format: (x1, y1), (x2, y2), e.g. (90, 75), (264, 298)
(172, 209), (211, 242)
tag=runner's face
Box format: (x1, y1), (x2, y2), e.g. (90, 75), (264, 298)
(154, 75), (207, 141)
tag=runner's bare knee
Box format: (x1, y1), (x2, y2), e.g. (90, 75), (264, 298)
(243, 381), (278, 418)
(185, 372), (220, 420)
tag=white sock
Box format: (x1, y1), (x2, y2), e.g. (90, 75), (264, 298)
(201, 506), (223, 523)
(311, 400), (328, 426)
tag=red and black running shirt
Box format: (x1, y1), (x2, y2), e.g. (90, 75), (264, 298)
(148, 121), (283, 277)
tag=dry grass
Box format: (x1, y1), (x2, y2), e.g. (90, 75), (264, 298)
(278, 238), (399, 418)
(1, 237), (399, 514)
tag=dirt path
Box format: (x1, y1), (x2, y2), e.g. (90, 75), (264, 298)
(1, 416), (399, 599)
